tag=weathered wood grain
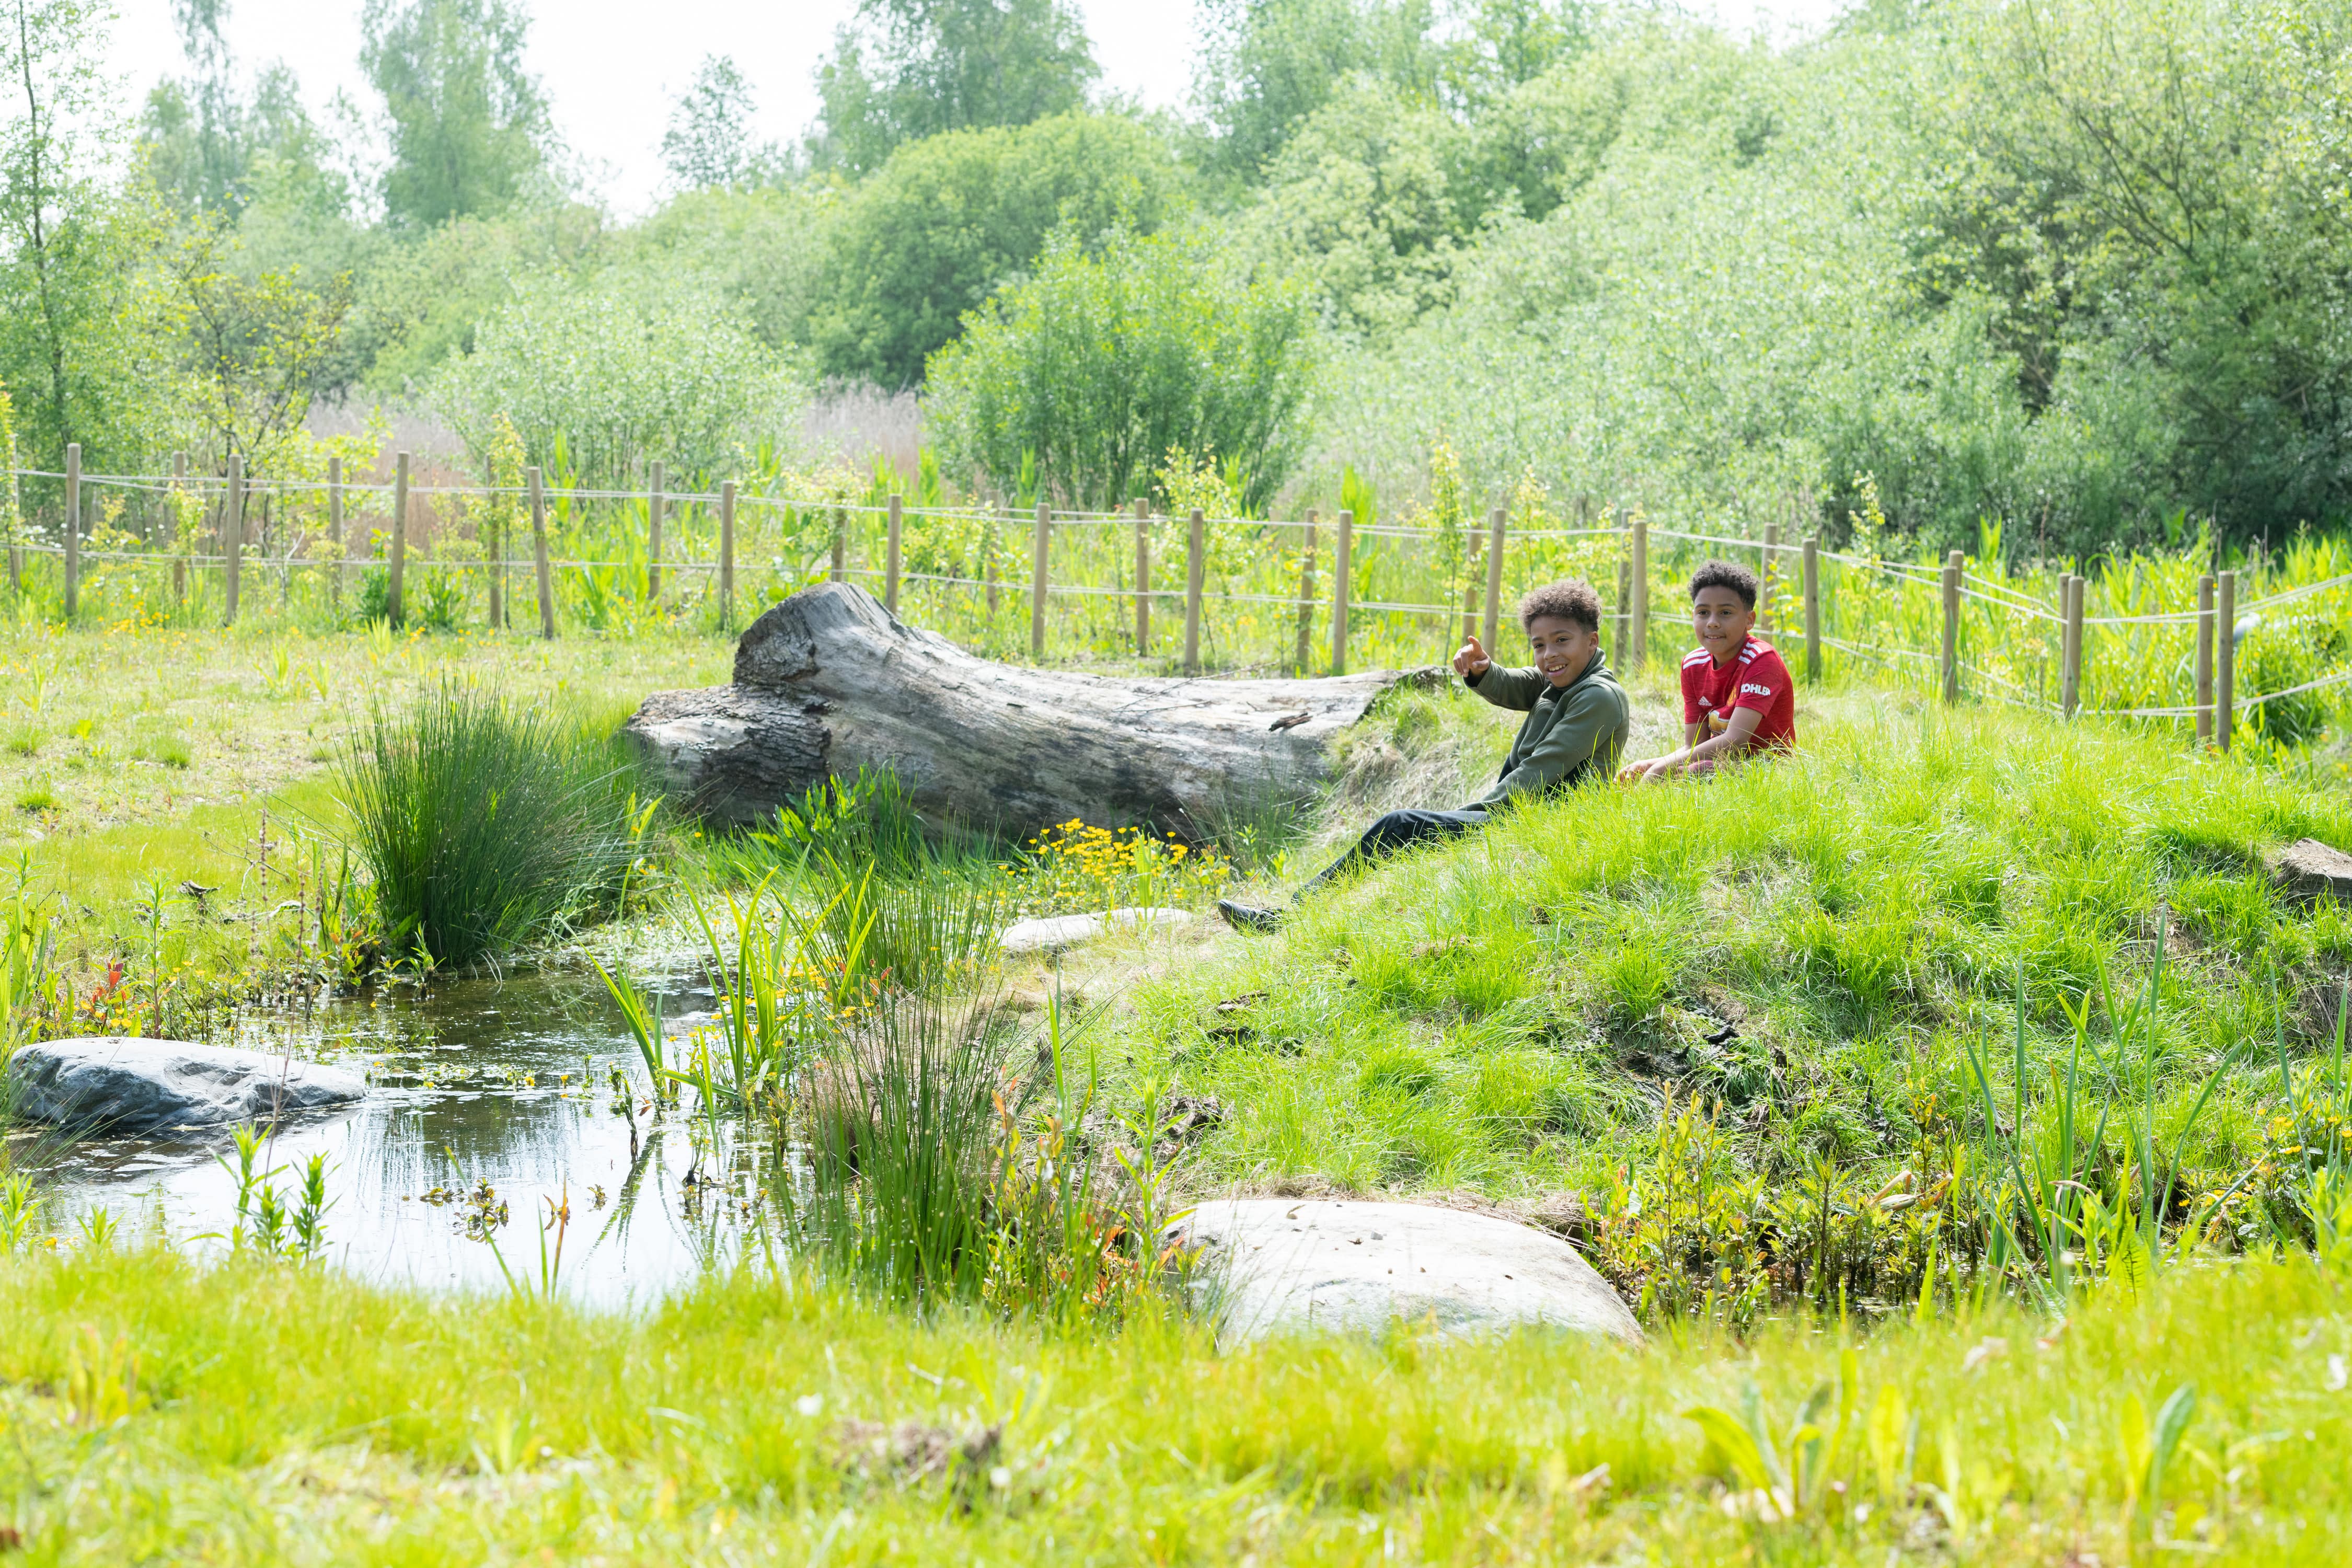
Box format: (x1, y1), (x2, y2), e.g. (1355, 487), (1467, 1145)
(624, 582), (1422, 835)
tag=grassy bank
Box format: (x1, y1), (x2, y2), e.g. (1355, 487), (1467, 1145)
(1114, 690), (2352, 1317)
(0, 617), (729, 1030)
(1, 1244), (2347, 1563)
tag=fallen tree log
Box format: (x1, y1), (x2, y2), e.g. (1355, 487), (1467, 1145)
(624, 582), (1425, 836)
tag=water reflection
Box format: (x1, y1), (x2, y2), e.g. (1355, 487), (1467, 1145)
(25, 970), (781, 1306)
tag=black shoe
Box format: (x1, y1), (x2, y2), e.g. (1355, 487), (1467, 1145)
(1217, 899), (1285, 932)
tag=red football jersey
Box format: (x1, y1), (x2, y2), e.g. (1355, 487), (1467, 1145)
(1680, 636), (1796, 751)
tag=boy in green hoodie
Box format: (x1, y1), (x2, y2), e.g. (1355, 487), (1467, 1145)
(1218, 579), (1627, 931)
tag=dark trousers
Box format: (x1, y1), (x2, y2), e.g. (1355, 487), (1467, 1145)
(1299, 808), (1489, 898)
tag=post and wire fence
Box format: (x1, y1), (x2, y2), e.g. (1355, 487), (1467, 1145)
(6, 449), (2352, 756)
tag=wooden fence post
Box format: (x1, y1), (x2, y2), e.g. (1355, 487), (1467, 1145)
(2060, 574), (2084, 718)
(984, 508), (1000, 616)
(1330, 509), (1354, 675)
(4, 431), (18, 594)
(486, 454), (503, 630)
(720, 480), (737, 631)
(1133, 499), (1151, 657)
(1802, 536), (1820, 681)
(1294, 509), (1318, 672)
(170, 450), (186, 601)
(1761, 522), (1780, 632)
(530, 465), (553, 640)
(2195, 573), (2216, 746)
(1184, 507), (1205, 676)
(1030, 499), (1050, 659)
(389, 450), (409, 627)
(1626, 511), (1647, 673)
(326, 455), (343, 610)
(1483, 506), (1506, 651)
(648, 460), (664, 599)
(224, 452), (244, 625)
(62, 442), (79, 620)
(1940, 548), (1962, 704)
(884, 492), (902, 614)
(2217, 569), (2236, 753)
(1613, 557), (1630, 659)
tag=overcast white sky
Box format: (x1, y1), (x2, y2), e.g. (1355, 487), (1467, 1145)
(103, 0), (1850, 216)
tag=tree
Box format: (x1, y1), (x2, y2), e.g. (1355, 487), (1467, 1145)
(1912, 0), (2352, 545)
(1439, 0), (1589, 109)
(159, 218), (353, 476)
(141, 2), (340, 218)
(1, 0), (165, 474)
(144, 0), (239, 212)
(809, 111), (1183, 388)
(1191, 0), (1438, 183)
(808, 0), (1099, 176)
(360, 0), (550, 229)
(925, 228), (1318, 511)
(1240, 74), (1473, 339)
(662, 54), (775, 191)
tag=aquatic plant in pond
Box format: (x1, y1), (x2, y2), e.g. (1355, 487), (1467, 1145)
(336, 682), (638, 969)
(777, 986), (1187, 1319)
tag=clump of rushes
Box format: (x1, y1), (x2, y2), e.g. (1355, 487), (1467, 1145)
(336, 682), (636, 970)
(779, 985), (1187, 1320)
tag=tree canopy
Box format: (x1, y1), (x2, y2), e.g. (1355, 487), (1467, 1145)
(360, 0), (551, 229)
(809, 0), (1098, 176)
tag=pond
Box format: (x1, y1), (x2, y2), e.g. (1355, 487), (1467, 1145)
(13, 969), (781, 1307)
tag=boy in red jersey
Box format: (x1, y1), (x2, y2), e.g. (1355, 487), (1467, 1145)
(1617, 560), (1795, 783)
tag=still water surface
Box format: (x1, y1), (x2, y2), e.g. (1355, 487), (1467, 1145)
(20, 970), (772, 1306)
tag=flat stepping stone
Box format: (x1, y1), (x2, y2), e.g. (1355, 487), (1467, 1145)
(2268, 838), (2352, 901)
(10, 1036), (366, 1135)
(1174, 1198), (1642, 1345)
(998, 907), (1197, 955)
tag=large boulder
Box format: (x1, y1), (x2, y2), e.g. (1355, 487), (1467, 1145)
(8, 1037), (366, 1135)
(1173, 1198), (1642, 1345)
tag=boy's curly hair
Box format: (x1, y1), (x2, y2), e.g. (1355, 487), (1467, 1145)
(1517, 579), (1601, 633)
(1689, 559), (1759, 610)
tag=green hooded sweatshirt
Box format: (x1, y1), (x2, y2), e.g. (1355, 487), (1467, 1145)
(1459, 647), (1629, 810)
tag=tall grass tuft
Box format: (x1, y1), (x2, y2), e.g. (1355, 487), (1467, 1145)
(779, 987), (1188, 1319)
(803, 851), (1007, 995)
(337, 682), (637, 969)
(784, 989), (1014, 1302)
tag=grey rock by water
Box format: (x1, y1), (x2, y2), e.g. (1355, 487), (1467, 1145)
(8, 1036), (366, 1134)
(2268, 838), (2352, 902)
(1173, 1198), (1642, 1345)
(998, 907), (1198, 955)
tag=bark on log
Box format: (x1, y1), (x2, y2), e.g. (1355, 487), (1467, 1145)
(624, 582), (1425, 836)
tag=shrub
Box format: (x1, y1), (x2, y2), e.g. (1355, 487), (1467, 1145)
(808, 111), (1183, 387)
(427, 271), (806, 490)
(925, 227), (1318, 512)
(336, 683), (636, 968)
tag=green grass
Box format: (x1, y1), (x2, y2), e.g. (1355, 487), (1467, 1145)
(338, 682), (643, 970)
(1, 1244), (2348, 1562)
(1111, 686), (2352, 1315)
(0, 618), (731, 1023)
(6, 620), (2352, 1558)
